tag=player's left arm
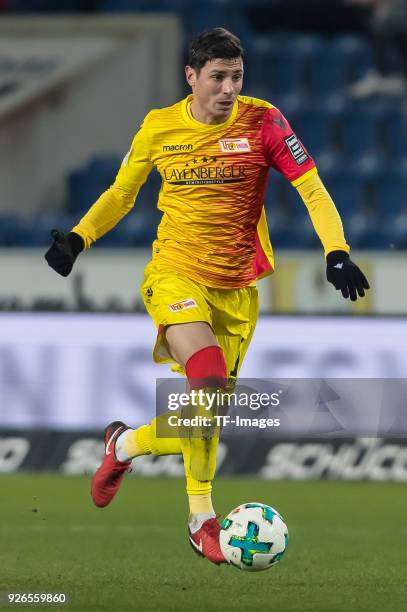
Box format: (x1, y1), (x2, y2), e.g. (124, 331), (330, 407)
(262, 107), (370, 301)
(71, 119), (154, 249)
(294, 172), (369, 301)
(45, 118), (153, 277)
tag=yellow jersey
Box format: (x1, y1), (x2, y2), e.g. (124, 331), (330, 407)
(73, 94), (348, 288)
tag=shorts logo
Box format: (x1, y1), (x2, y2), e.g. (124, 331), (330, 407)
(145, 287), (153, 303)
(219, 138), (251, 153)
(168, 298), (198, 312)
(284, 134), (309, 165)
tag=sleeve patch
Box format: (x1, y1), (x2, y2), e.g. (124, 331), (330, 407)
(284, 133), (309, 165)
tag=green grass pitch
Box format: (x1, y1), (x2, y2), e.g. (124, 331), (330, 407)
(0, 474), (406, 612)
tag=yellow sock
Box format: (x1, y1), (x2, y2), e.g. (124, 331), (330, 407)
(119, 409), (217, 519)
(186, 477), (212, 497)
(121, 417), (182, 459)
(178, 399), (221, 482)
(188, 491), (214, 514)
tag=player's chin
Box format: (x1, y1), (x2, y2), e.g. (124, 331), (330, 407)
(214, 102), (234, 117)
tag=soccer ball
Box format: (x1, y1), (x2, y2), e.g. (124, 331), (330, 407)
(219, 502), (288, 571)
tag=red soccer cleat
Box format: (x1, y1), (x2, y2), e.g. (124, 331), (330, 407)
(188, 517), (227, 565)
(91, 421), (131, 508)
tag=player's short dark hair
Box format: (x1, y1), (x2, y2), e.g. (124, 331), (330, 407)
(188, 27), (244, 73)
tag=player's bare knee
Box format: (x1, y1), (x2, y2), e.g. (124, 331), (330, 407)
(165, 321), (218, 367)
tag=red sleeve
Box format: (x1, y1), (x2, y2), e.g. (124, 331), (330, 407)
(261, 106), (316, 182)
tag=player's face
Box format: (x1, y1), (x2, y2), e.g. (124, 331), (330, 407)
(185, 57), (243, 124)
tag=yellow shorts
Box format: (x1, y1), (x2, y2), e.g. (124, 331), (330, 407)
(140, 261), (259, 380)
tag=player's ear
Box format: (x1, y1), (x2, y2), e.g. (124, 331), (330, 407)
(185, 65), (196, 87)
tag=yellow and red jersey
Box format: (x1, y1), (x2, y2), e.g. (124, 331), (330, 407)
(73, 94), (348, 289)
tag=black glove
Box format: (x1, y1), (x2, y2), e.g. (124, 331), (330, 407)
(326, 250), (370, 301)
(44, 230), (84, 277)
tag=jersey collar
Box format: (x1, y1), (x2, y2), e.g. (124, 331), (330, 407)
(181, 94), (239, 131)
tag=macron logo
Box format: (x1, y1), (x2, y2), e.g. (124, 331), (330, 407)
(163, 144), (193, 152)
(334, 263), (344, 269)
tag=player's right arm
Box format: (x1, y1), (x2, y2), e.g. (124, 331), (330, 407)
(45, 115), (153, 277)
(262, 106), (369, 301)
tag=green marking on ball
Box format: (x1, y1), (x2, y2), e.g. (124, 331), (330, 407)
(228, 521), (273, 566)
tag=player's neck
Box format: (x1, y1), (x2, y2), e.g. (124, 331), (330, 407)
(189, 100), (231, 125)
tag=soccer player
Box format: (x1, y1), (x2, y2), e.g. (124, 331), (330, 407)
(45, 28), (369, 565)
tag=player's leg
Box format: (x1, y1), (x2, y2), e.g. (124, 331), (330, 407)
(114, 320), (223, 464)
(165, 322), (226, 483)
(90, 317), (227, 566)
(91, 265), (214, 509)
(90, 417), (183, 508)
(91, 263), (258, 566)
(105, 321), (228, 560)
(112, 319), (222, 466)
(164, 281), (259, 565)
(165, 321), (228, 564)
(116, 416), (182, 459)
(175, 281), (259, 564)
(90, 420), (133, 508)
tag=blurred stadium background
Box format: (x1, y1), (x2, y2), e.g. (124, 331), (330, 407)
(0, 0), (407, 480)
(1, 3), (407, 611)
(1, 0), (407, 531)
(1, 0), (407, 475)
